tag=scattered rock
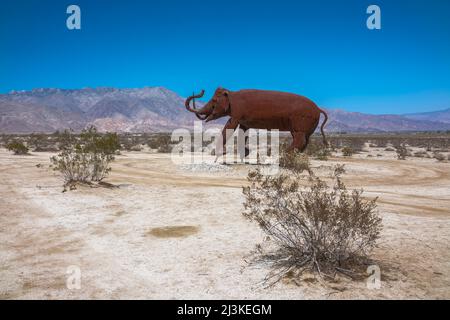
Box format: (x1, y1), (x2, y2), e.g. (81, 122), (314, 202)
(178, 163), (233, 173)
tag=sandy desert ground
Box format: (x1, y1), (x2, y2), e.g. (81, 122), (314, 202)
(0, 147), (449, 299)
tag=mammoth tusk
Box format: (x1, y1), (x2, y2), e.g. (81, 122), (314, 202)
(185, 90), (207, 120)
(185, 90), (205, 112)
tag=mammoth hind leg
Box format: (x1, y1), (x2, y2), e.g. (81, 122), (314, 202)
(304, 133), (312, 150)
(290, 131), (307, 152)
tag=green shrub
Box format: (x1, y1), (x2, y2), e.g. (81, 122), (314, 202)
(6, 141), (29, 155)
(148, 134), (171, 149)
(50, 126), (120, 188)
(147, 134), (173, 153)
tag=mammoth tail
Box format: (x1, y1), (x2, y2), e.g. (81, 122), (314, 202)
(318, 107), (328, 147)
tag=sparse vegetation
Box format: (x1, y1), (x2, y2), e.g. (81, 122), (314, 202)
(395, 144), (408, 160)
(147, 134), (174, 153)
(279, 146), (311, 173)
(342, 146), (354, 157)
(50, 126), (120, 190)
(28, 133), (58, 152)
(305, 140), (330, 160)
(6, 141), (29, 155)
(413, 151), (428, 158)
(242, 163), (382, 285)
(433, 151), (446, 162)
(120, 134), (142, 151)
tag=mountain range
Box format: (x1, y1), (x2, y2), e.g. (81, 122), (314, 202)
(1, 87), (450, 133)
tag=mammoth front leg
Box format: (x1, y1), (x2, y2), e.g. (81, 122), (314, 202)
(215, 118), (239, 162)
(237, 124), (250, 162)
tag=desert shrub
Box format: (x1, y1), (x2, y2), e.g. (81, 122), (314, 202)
(305, 140), (330, 160)
(50, 126), (120, 187)
(6, 141), (29, 155)
(130, 144), (143, 151)
(372, 139), (387, 148)
(120, 134), (142, 151)
(349, 139), (366, 152)
(158, 143), (173, 153)
(28, 133), (59, 152)
(147, 134), (173, 153)
(34, 145), (59, 152)
(433, 152), (446, 162)
(148, 134), (171, 149)
(342, 146), (354, 157)
(56, 129), (77, 151)
(279, 147), (311, 173)
(413, 151), (427, 158)
(395, 144), (408, 160)
(242, 164), (382, 284)
(28, 133), (46, 151)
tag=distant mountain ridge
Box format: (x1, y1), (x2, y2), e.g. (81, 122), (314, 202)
(325, 108), (450, 132)
(0, 87), (200, 133)
(1, 87), (450, 133)
(402, 108), (450, 124)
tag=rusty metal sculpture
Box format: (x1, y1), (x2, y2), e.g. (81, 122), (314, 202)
(185, 88), (328, 156)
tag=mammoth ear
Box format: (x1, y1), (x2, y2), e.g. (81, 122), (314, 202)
(222, 90), (231, 112)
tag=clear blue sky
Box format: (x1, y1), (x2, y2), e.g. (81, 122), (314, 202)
(1, 0), (450, 114)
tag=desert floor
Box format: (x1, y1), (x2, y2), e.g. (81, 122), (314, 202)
(0, 148), (449, 299)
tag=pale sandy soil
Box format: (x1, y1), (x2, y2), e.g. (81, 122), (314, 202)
(0, 148), (449, 299)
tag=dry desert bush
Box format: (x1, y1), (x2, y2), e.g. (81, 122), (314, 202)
(341, 146), (354, 157)
(433, 151), (446, 162)
(50, 126), (120, 190)
(242, 162), (382, 286)
(305, 139), (331, 160)
(279, 146), (311, 173)
(413, 150), (428, 158)
(395, 144), (408, 160)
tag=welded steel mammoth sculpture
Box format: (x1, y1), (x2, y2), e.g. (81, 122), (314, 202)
(185, 88), (328, 157)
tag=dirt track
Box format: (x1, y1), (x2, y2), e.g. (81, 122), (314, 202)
(0, 149), (449, 299)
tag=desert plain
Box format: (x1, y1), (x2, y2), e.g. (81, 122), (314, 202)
(0, 145), (449, 299)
